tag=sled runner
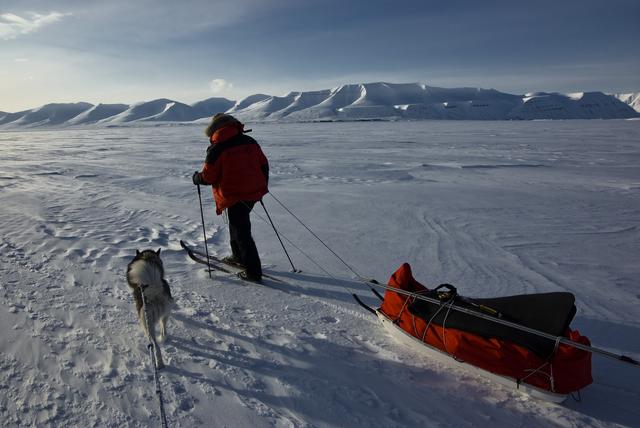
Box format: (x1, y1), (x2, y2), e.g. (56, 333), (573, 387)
(372, 263), (592, 402)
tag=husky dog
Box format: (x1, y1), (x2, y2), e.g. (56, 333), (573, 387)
(126, 249), (173, 369)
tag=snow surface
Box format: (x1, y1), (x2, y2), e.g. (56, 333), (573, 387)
(1, 120), (639, 427)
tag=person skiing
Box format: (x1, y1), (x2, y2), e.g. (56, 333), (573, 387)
(192, 113), (269, 283)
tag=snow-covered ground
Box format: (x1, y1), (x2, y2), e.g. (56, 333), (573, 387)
(1, 120), (639, 427)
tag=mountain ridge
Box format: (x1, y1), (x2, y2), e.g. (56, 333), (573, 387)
(1, 83), (638, 128)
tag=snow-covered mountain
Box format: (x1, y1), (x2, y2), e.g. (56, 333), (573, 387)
(228, 84), (638, 121)
(1, 83), (638, 128)
(0, 102), (93, 127)
(67, 103), (129, 125)
(227, 94), (272, 114)
(507, 91), (638, 120)
(191, 97), (236, 120)
(0, 109), (28, 126)
(0, 98), (237, 128)
(614, 92), (640, 113)
(99, 99), (200, 124)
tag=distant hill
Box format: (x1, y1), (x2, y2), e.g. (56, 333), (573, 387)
(67, 103), (129, 125)
(99, 99), (196, 124)
(1, 83), (638, 128)
(0, 98), (238, 129)
(614, 93), (640, 113)
(227, 84), (638, 121)
(191, 97), (236, 119)
(1, 102), (93, 127)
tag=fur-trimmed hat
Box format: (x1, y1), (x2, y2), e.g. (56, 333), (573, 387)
(205, 113), (241, 137)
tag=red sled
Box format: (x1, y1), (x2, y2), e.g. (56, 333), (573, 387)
(376, 263), (592, 402)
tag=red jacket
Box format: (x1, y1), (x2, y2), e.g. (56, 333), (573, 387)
(200, 125), (269, 214)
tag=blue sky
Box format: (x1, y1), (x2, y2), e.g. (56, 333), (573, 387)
(1, 0), (639, 111)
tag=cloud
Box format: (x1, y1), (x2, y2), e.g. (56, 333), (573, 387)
(0, 12), (68, 41)
(209, 78), (233, 94)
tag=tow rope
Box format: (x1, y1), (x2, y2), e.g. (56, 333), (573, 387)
(140, 286), (169, 427)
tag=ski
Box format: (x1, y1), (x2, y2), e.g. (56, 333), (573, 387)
(186, 242), (248, 270)
(180, 240), (234, 274)
(180, 240), (288, 284)
(181, 240), (267, 269)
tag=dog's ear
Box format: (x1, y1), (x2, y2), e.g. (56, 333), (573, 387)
(136, 249), (141, 256)
(156, 248), (162, 255)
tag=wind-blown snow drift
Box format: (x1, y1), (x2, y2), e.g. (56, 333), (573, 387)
(1, 121), (639, 426)
(0, 83), (638, 128)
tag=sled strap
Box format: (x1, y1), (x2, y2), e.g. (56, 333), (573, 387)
(440, 298), (456, 356)
(394, 294), (412, 325)
(519, 337), (562, 392)
(420, 293), (455, 348)
(519, 361), (553, 392)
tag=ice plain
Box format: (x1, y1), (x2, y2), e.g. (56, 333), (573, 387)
(0, 120), (639, 427)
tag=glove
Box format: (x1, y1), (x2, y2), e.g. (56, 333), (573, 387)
(192, 171), (205, 185)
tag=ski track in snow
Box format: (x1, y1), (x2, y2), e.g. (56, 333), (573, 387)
(1, 121), (639, 427)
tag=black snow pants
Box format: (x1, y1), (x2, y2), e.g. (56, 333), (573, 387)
(228, 201), (262, 278)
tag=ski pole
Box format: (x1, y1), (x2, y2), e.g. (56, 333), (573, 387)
(140, 286), (169, 428)
(196, 184), (212, 278)
(260, 199), (298, 272)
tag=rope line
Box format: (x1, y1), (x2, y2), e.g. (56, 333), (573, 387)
(248, 201), (339, 279)
(269, 192), (363, 279)
(258, 200), (297, 272)
(140, 286), (169, 428)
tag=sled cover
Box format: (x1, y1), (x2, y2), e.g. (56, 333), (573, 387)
(379, 263), (592, 394)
